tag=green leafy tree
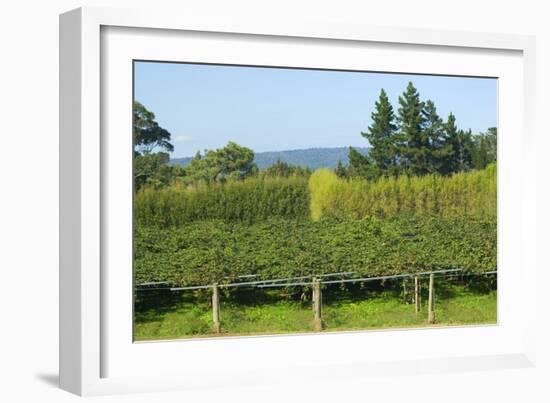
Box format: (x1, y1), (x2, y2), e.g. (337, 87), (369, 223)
(134, 152), (186, 190)
(361, 89), (398, 172)
(133, 101), (174, 155)
(397, 82), (428, 175)
(263, 159), (311, 177)
(185, 142), (258, 183)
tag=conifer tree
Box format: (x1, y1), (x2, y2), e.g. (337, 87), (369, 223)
(362, 89), (398, 173)
(443, 113), (474, 173)
(397, 82), (427, 175)
(422, 100), (449, 174)
(348, 147), (378, 179)
(471, 127), (497, 169)
(335, 160), (348, 178)
(456, 129), (474, 172)
(442, 113), (459, 174)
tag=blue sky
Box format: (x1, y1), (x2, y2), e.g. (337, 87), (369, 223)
(134, 61), (497, 159)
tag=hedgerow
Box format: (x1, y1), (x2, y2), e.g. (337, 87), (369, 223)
(309, 164), (496, 220)
(135, 176), (310, 226)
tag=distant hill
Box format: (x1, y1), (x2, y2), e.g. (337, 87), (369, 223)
(170, 147), (369, 170)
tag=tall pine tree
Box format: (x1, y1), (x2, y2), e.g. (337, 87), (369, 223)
(422, 100), (449, 174)
(442, 113), (459, 174)
(348, 146), (377, 179)
(361, 89), (397, 173)
(456, 129), (474, 172)
(397, 82), (427, 175)
(442, 113), (474, 173)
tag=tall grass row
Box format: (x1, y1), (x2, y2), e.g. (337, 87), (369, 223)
(135, 176), (310, 227)
(309, 164), (496, 220)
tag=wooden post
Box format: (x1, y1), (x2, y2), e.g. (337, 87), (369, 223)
(212, 284), (221, 333)
(414, 276), (420, 313)
(402, 278), (408, 304)
(427, 274), (435, 324)
(313, 278), (323, 331)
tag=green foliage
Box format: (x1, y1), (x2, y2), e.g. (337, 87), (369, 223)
(350, 82), (497, 178)
(261, 159), (311, 178)
(172, 147), (371, 171)
(135, 176), (310, 226)
(184, 141), (258, 183)
(347, 146), (379, 179)
(134, 152), (186, 191)
(471, 127), (497, 170)
(309, 168), (341, 221)
(308, 164), (496, 220)
(135, 215), (496, 287)
(422, 100), (450, 174)
(361, 89), (398, 172)
(335, 160), (348, 178)
(397, 82), (428, 175)
(442, 113), (474, 173)
(133, 101), (174, 155)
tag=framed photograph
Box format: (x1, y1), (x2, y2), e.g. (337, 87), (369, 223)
(60, 6), (537, 396)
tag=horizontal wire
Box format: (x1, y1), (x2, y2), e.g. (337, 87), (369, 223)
(258, 268), (463, 288)
(141, 268), (496, 292)
(165, 271), (358, 291)
(135, 281), (169, 287)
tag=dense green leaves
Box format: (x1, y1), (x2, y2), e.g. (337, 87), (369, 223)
(184, 141), (258, 183)
(361, 89), (398, 173)
(135, 215), (497, 286)
(135, 165), (496, 286)
(133, 101), (174, 155)
(135, 176), (310, 226)
(347, 82), (497, 178)
(134, 152), (186, 191)
(397, 82), (428, 175)
(310, 164), (496, 220)
(471, 127), (497, 170)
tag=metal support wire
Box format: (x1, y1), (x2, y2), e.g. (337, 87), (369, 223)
(166, 270), (357, 291)
(436, 270), (497, 281)
(137, 268), (497, 292)
(135, 281), (169, 287)
(257, 268), (463, 288)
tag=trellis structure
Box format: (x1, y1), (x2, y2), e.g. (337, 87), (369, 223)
(136, 268), (497, 333)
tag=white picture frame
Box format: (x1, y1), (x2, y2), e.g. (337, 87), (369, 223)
(59, 6), (537, 396)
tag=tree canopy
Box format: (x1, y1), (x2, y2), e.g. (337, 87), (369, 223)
(133, 101), (174, 155)
(185, 142), (258, 183)
(131, 85), (497, 191)
(346, 81), (496, 178)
